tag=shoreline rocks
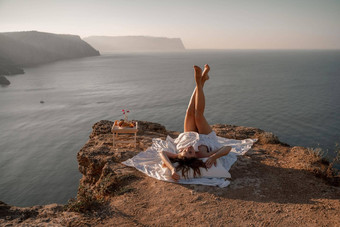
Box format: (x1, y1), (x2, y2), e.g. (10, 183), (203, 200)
(0, 76), (10, 85)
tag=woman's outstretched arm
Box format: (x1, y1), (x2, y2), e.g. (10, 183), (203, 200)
(205, 146), (232, 168)
(160, 150), (180, 181)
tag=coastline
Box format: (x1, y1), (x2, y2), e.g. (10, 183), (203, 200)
(1, 120), (339, 226)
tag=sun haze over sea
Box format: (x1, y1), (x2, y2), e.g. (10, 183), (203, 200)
(1, 0), (340, 211)
(1, 2), (340, 227)
(0, 0), (339, 50)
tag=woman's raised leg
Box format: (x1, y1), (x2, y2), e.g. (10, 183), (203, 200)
(183, 65), (209, 132)
(184, 87), (198, 132)
(194, 64), (212, 135)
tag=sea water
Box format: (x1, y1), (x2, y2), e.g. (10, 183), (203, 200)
(1, 50), (339, 206)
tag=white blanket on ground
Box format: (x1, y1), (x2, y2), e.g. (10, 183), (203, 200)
(122, 135), (256, 187)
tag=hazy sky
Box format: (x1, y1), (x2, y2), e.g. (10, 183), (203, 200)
(1, 0), (339, 49)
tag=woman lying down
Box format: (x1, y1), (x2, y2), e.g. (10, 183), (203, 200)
(123, 64), (256, 187)
(160, 64), (232, 182)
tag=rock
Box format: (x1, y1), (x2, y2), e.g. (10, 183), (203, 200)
(135, 120), (167, 135)
(0, 76), (10, 85)
(78, 120), (339, 200)
(1, 120), (339, 226)
(89, 120), (114, 139)
(211, 124), (286, 145)
(255, 131), (281, 145)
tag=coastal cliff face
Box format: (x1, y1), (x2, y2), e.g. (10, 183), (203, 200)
(0, 31), (100, 80)
(84, 36), (186, 52)
(0, 56), (24, 77)
(1, 121), (339, 226)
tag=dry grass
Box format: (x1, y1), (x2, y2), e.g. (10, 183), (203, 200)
(306, 146), (340, 186)
(64, 185), (104, 213)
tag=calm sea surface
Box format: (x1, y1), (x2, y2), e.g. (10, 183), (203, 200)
(1, 50), (340, 206)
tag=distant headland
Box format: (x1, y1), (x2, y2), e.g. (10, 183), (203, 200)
(83, 35), (186, 52)
(0, 31), (186, 85)
(0, 31), (100, 85)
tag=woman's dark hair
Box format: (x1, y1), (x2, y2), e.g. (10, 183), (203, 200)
(170, 157), (207, 179)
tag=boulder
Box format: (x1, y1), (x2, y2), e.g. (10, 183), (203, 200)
(0, 75), (10, 85)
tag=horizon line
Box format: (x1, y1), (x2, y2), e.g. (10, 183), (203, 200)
(1, 30), (339, 51)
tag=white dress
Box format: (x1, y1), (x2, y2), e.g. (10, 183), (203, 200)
(174, 131), (223, 152)
(122, 132), (257, 187)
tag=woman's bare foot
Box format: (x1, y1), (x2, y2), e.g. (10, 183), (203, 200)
(202, 64), (210, 84)
(193, 65), (202, 86)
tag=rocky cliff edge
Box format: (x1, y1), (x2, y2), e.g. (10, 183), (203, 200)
(1, 120), (339, 226)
